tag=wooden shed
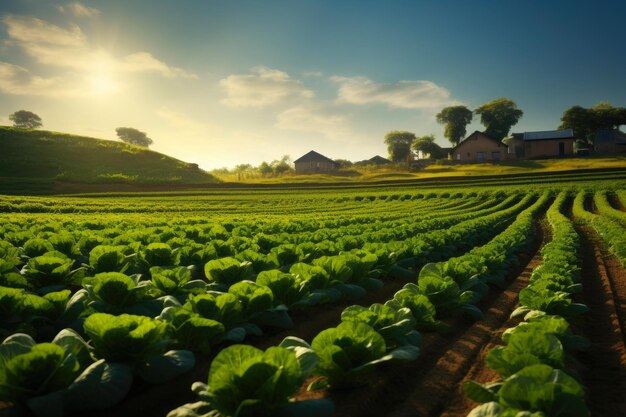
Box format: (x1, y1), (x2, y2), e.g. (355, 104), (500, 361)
(450, 131), (508, 163)
(294, 150), (340, 174)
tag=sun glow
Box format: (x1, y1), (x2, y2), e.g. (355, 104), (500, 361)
(88, 74), (118, 95)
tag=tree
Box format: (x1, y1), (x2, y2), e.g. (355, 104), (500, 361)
(474, 98), (523, 140)
(411, 134), (447, 159)
(115, 127), (153, 147)
(258, 161), (272, 176)
(270, 155), (293, 176)
(436, 105), (473, 145)
(384, 130), (416, 163)
(9, 110), (43, 129)
(559, 102), (626, 145)
(559, 105), (596, 143)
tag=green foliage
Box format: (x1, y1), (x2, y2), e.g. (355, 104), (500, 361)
(474, 98), (524, 140)
(9, 110), (43, 129)
(115, 127), (153, 147)
(436, 105), (473, 145)
(167, 344), (331, 417)
(384, 130), (416, 163)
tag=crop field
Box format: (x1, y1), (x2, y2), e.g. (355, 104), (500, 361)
(2, 173), (626, 417)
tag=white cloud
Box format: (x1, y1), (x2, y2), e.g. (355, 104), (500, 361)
(0, 62), (85, 96)
(58, 2), (101, 18)
(4, 15), (85, 47)
(0, 15), (197, 89)
(219, 66), (314, 107)
(276, 105), (351, 139)
(331, 75), (454, 109)
(122, 52), (197, 79)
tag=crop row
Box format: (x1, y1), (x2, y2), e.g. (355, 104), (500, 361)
(0, 193), (538, 415)
(165, 193), (549, 416)
(463, 191), (590, 416)
(572, 191), (626, 265)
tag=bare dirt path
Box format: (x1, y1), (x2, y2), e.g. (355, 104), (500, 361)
(573, 224), (626, 417)
(322, 219), (547, 417)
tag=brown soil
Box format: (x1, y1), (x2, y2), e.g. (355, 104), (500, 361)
(573, 225), (626, 417)
(320, 219), (547, 417)
(608, 192), (626, 212)
(439, 219), (551, 417)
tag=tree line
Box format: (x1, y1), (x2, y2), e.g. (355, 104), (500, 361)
(385, 99), (626, 163)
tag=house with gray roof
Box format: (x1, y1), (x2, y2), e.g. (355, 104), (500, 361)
(506, 128), (575, 159)
(294, 150), (340, 174)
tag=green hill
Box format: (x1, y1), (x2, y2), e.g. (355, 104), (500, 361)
(0, 126), (218, 193)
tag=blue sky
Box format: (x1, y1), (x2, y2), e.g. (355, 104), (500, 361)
(0, 0), (625, 168)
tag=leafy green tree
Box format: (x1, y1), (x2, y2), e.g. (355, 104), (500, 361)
(384, 130), (416, 163)
(436, 105), (473, 145)
(115, 127), (153, 147)
(411, 134), (447, 159)
(258, 161), (272, 176)
(271, 155), (293, 176)
(560, 102), (626, 145)
(9, 110), (43, 129)
(475, 98), (523, 140)
(559, 105), (596, 143)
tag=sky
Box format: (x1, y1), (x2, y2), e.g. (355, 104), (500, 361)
(0, 0), (625, 169)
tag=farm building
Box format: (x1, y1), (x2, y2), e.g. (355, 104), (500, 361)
(369, 155), (392, 165)
(294, 150), (340, 174)
(450, 131), (508, 163)
(505, 129), (576, 159)
(594, 129), (626, 154)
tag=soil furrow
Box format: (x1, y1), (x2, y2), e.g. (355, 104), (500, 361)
(325, 219), (546, 417)
(437, 219), (550, 417)
(573, 225), (626, 417)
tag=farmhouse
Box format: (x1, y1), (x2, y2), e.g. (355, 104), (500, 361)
(294, 150), (340, 174)
(518, 129), (575, 159)
(369, 155), (391, 165)
(450, 131), (507, 163)
(594, 129), (626, 154)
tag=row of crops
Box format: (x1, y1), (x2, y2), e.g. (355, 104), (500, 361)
(1, 182), (626, 416)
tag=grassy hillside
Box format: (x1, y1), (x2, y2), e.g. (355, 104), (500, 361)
(0, 126), (217, 191)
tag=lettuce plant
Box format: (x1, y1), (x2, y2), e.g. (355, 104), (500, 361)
(205, 257), (254, 289)
(167, 344), (332, 417)
(0, 329), (92, 416)
(287, 322), (416, 388)
(486, 330), (565, 378)
(512, 286), (588, 320)
(228, 280), (293, 329)
(83, 313), (195, 383)
(21, 253), (85, 294)
(87, 245), (131, 274)
(341, 303), (421, 351)
(158, 307), (225, 354)
(385, 287), (446, 331)
(150, 266), (207, 302)
(255, 270), (323, 310)
(80, 272), (178, 317)
(465, 364), (588, 417)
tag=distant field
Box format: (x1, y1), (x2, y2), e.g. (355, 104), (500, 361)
(214, 156), (626, 183)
